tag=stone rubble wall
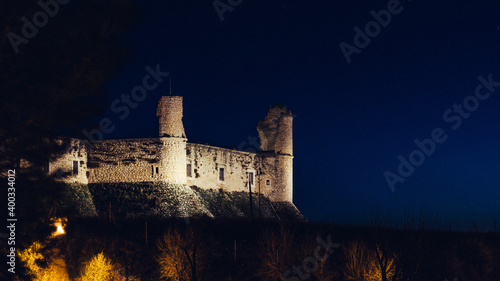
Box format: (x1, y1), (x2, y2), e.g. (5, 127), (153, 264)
(185, 143), (291, 202)
(157, 96), (185, 138)
(46, 98), (294, 205)
(272, 155), (293, 202)
(87, 138), (162, 183)
(257, 104), (293, 154)
(275, 115), (293, 156)
(186, 143), (259, 193)
(256, 105), (294, 202)
(49, 139), (89, 184)
(160, 137), (187, 184)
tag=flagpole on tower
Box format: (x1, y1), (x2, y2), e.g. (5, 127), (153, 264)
(169, 76), (172, 95)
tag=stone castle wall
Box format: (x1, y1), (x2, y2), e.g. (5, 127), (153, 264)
(185, 143), (292, 201)
(257, 105), (294, 202)
(186, 143), (259, 193)
(160, 137), (187, 184)
(48, 96), (294, 204)
(49, 139), (89, 184)
(87, 138), (162, 183)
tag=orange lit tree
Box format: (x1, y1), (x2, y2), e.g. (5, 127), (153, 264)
(156, 226), (212, 281)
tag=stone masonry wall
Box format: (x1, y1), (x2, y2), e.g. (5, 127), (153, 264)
(88, 138), (162, 183)
(49, 139), (89, 184)
(51, 98), (294, 204)
(86, 139), (291, 201)
(185, 143), (291, 201)
(275, 115), (293, 156)
(160, 137), (187, 184)
(256, 154), (278, 201)
(257, 104), (293, 153)
(256, 105), (294, 202)
(273, 155), (293, 202)
(157, 96), (185, 138)
(187, 143), (260, 193)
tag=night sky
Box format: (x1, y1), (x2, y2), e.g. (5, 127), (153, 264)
(96, 0), (500, 230)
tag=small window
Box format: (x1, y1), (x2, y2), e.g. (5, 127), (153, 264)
(187, 163), (192, 177)
(266, 179), (270, 185)
(152, 166), (160, 177)
(248, 172), (254, 185)
(72, 161), (78, 175)
(219, 167), (225, 181)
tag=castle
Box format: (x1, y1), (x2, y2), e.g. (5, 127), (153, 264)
(47, 96), (299, 217)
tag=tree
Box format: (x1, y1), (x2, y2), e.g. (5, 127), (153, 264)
(256, 225), (296, 281)
(18, 240), (70, 281)
(362, 207), (432, 281)
(78, 252), (115, 281)
(342, 238), (398, 281)
(156, 226), (212, 281)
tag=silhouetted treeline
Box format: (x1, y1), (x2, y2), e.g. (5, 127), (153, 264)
(10, 217), (499, 281)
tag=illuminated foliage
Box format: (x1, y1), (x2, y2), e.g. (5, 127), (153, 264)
(156, 227), (210, 281)
(18, 241), (44, 277)
(367, 246), (397, 281)
(18, 241), (70, 281)
(343, 239), (397, 281)
(78, 252), (115, 281)
(77, 252), (140, 281)
(157, 237), (187, 281)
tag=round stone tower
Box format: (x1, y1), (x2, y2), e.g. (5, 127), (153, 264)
(156, 96), (187, 184)
(274, 112), (293, 202)
(257, 105), (294, 202)
(275, 113), (293, 155)
(274, 113), (293, 202)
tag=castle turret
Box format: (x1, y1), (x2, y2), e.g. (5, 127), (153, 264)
(157, 96), (186, 138)
(275, 113), (293, 155)
(157, 96), (187, 184)
(257, 105), (293, 202)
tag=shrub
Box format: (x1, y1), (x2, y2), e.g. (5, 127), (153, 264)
(18, 241), (70, 281)
(78, 252), (115, 281)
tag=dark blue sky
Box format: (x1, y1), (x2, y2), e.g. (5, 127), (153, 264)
(97, 0), (500, 230)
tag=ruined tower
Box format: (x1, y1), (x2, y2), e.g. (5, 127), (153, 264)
(157, 96), (187, 184)
(257, 105), (293, 202)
